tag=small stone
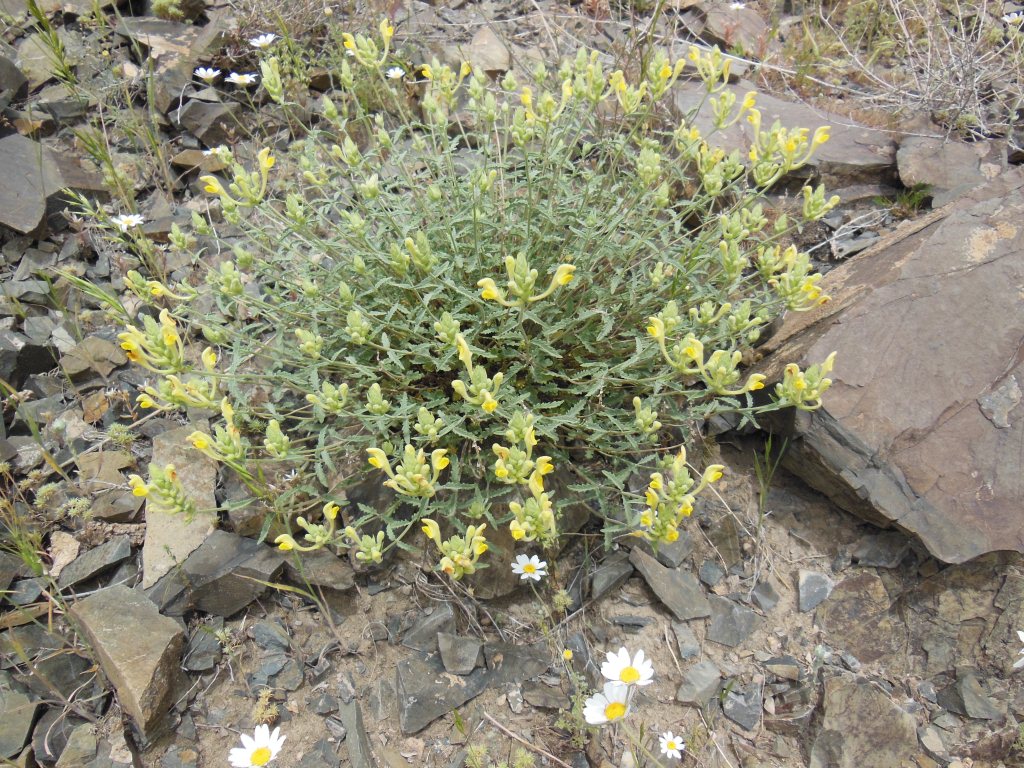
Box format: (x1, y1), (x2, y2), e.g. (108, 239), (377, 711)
(468, 27), (510, 73)
(338, 700), (377, 768)
(675, 661), (722, 706)
(32, 709), (85, 764)
(521, 680), (569, 710)
(298, 739), (339, 768)
(751, 580), (779, 612)
(8, 577), (44, 605)
(589, 552), (634, 601)
(763, 656), (802, 682)
(919, 726), (948, 761)
(438, 632), (482, 676)
(55, 723), (97, 767)
(282, 548), (355, 596)
(699, 559), (725, 587)
(182, 618), (223, 673)
(707, 595), (762, 648)
(851, 532), (911, 568)
(671, 622), (700, 660)
(71, 585), (186, 738)
(722, 683), (762, 731)
(250, 620), (290, 651)
(629, 547), (710, 621)
(708, 516), (742, 568)
(612, 615), (652, 630)
(0, 56), (28, 110)
(798, 570), (834, 612)
(173, 101), (241, 146)
(936, 673), (1004, 720)
(59, 336), (126, 379)
(314, 694), (339, 715)
(0, 686), (39, 758)
(630, 531), (695, 568)
(57, 535), (132, 590)
(401, 602), (455, 653)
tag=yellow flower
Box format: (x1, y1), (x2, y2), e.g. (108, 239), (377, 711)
(421, 64), (433, 79)
(201, 347), (217, 370)
(342, 33), (355, 50)
(481, 393), (498, 413)
(421, 518), (442, 543)
(552, 263), (575, 286)
(366, 447), (390, 472)
(258, 148), (275, 171)
(659, 63), (672, 79)
(275, 534), (296, 551)
(137, 394), (156, 409)
(431, 449), (450, 471)
(646, 316), (665, 339)
(323, 502), (340, 520)
(534, 456), (554, 476)
(563, 649), (573, 661)
(477, 278), (501, 301)
(200, 175), (226, 196)
(190, 433), (210, 451)
(509, 519), (526, 540)
(128, 475), (149, 497)
(645, 489), (659, 508)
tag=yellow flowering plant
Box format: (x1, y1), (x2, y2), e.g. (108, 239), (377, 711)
(95, 29), (841, 572)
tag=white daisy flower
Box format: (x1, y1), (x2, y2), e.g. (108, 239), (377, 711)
(730, 1), (746, 8)
(511, 554), (547, 581)
(659, 732), (685, 759)
(601, 647), (654, 686)
(194, 67), (221, 82)
(229, 725), (286, 767)
(386, 66), (405, 80)
(582, 681), (631, 725)
(1003, 11), (1023, 24)
(249, 33), (278, 49)
(111, 214), (145, 232)
(1014, 629), (1024, 669)
(226, 72), (258, 87)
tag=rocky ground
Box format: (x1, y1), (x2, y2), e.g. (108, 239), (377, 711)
(2, 0), (1024, 766)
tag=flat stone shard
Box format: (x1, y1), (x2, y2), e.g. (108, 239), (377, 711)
(629, 547), (710, 621)
(810, 675), (919, 768)
(142, 424), (218, 588)
(675, 84), (896, 186)
(757, 168), (1024, 563)
(0, 133), (64, 234)
(70, 584), (185, 739)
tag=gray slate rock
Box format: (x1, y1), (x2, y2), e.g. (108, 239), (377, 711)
(250, 619), (290, 651)
(798, 570), (834, 612)
(707, 595), (762, 647)
(182, 618), (223, 673)
(146, 530), (285, 617)
(401, 602), (455, 653)
(32, 709), (86, 764)
(282, 548), (355, 595)
(589, 551), (634, 601)
(55, 723), (97, 768)
(629, 530), (695, 568)
(751, 580), (779, 612)
(756, 168), (1024, 563)
(438, 632), (482, 675)
(173, 101), (241, 146)
(809, 674), (918, 768)
(71, 585), (185, 739)
(629, 547), (710, 621)
(675, 660), (722, 706)
(722, 683), (762, 731)
(936, 672), (1004, 720)
(338, 701), (376, 768)
(298, 739), (339, 768)
(57, 535), (132, 589)
(897, 135), (1006, 205)
(763, 656), (802, 682)
(0, 134), (63, 234)
(397, 642), (548, 733)
(0, 686), (39, 758)
(0, 55), (28, 110)
(699, 559), (725, 587)
(851, 531), (910, 568)
(671, 622), (700, 660)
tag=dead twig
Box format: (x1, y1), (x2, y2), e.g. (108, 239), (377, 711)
(482, 711), (574, 768)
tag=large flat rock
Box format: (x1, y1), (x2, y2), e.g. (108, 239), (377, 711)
(675, 83), (896, 186)
(142, 423), (218, 587)
(757, 167), (1024, 563)
(70, 584), (185, 739)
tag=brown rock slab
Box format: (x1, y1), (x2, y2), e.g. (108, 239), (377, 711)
(697, 3), (772, 57)
(897, 135), (1007, 205)
(674, 84), (896, 186)
(141, 423), (217, 588)
(0, 133), (64, 234)
(629, 546), (710, 621)
(60, 336), (127, 380)
(815, 572), (903, 666)
(70, 584), (185, 739)
(757, 168), (1024, 563)
(75, 450), (134, 495)
(809, 674), (920, 768)
(467, 27), (510, 73)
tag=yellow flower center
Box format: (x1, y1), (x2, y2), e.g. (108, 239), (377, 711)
(666, 740), (677, 750)
(523, 563), (536, 574)
(251, 747), (272, 766)
(604, 701), (627, 721)
(620, 666), (641, 684)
